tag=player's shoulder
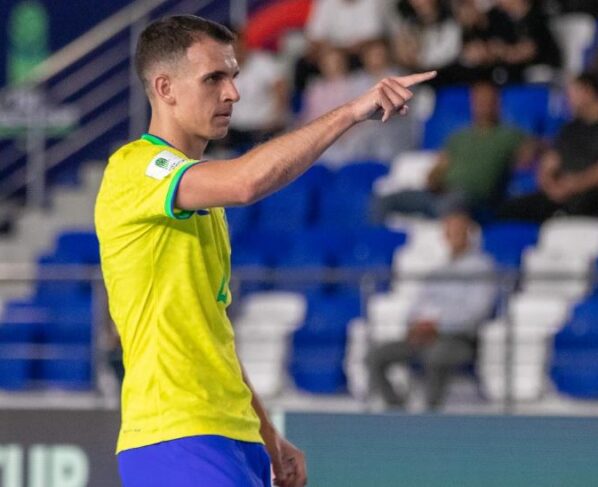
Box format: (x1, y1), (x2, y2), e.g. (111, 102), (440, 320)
(110, 138), (183, 163)
(109, 138), (189, 178)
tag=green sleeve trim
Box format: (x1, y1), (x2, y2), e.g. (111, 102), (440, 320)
(164, 161), (201, 220)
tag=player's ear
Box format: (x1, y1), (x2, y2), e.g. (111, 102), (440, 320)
(153, 74), (176, 105)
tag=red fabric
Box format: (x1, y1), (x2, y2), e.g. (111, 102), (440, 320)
(245, 0), (313, 51)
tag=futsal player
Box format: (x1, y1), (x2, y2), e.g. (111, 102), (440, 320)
(95, 14), (435, 487)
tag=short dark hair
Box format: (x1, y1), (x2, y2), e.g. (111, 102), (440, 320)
(134, 15), (235, 91)
(575, 72), (598, 95)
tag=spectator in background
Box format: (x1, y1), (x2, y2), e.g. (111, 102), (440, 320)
(294, 0), (389, 97)
(371, 82), (533, 221)
(391, 0), (462, 77)
(438, 0), (514, 84)
(300, 47), (358, 165)
(492, 0), (562, 83)
(368, 212), (496, 410)
(499, 72), (598, 222)
(348, 38), (418, 161)
(220, 30), (289, 152)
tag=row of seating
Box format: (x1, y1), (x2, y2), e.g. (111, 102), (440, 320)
(422, 84), (568, 150)
(0, 231), (99, 390)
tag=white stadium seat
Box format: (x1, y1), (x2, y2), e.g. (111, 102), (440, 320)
(373, 151), (437, 196)
(551, 14), (596, 75)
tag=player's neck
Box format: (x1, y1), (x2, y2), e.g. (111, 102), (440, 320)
(146, 119), (208, 160)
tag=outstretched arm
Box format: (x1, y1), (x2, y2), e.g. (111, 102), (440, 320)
(176, 72), (436, 210)
(242, 367), (307, 487)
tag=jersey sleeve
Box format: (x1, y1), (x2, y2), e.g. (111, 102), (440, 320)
(133, 149), (201, 221)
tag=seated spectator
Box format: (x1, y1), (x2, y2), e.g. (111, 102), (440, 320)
(492, 0), (562, 83)
(300, 47), (359, 165)
(499, 72), (598, 222)
(347, 38), (418, 161)
(437, 0), (514, 84)
(368, 211), (496, 410)
(294, 0), (389, 97)
(371, 82), (533, 221)
(391, 0), (462, 76)
(219, 30), (289, 153)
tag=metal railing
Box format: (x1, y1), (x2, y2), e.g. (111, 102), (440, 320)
(0, 0), (249, 206)
(0, 264), (595, 412)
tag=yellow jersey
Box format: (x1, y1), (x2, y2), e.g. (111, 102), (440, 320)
(95, 133), (262, 453)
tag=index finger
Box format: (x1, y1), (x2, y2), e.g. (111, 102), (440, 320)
(397, 71), (437, 87)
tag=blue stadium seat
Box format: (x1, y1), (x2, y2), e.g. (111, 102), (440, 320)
(336, 227), (407, 268)
(289, 291), (361, 393)
(482, 222), (540, 269)
(506, 167), (539, 198)
(0, 301), (49, 390)
(334, 162), (388, 193)
(54, 231), (100, 264)
(422, 86), (471, 150)
(232, 229), (292, 268)
(225, 205), (259, 242)
(35, 255), (92, 306)
(551, 298), (598, 398)
(501, 85), (550, 135)
(317, 187), (372, 229)
(316, 162), (387, 229)
(256, 180), (312, 233)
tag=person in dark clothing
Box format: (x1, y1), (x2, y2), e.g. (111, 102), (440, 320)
(436, 0), (515, 84)
(371, 82), (532, 221)
(492, 0), (562, 82)
(499, 72), (598, 222)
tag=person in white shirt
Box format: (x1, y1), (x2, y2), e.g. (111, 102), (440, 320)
(306, 0), (389, 52)
(368, 211), (497, 410)
(224, 31), (289, 152)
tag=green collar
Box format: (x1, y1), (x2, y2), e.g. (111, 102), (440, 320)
(141, 133), (174, 148)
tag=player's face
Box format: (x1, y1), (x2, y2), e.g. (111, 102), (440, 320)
(173, 38), (240, 141)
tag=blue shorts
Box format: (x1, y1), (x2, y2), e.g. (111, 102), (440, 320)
(118, 435), (272, 487)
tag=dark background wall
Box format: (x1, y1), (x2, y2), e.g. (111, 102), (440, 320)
(0, 0), (141, 86)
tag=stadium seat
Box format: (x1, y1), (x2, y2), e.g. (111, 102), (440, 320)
(38, 349), (92, 390)
(225, 205), (259, 242)
(289, 291), (362, 393)
(317, 186), (372, 229)
(54, 231), (100, 264)
(506, 167), (539, 198)
(482, 222), (540, 269)
(422, 86), (471, 150)
(334, 161), (389, 193)
(0, 301), (49, 390)
(337, 227), (407, 269)
(238, 292), (307, 331)
(373, 151), (438, 196)
(550, 13), (597, 76)
(501, 85), (550, 135)
(344, 318), (370, 399)
(256, 179), (312, 233)
(234, 292), (306, 397)
(521, 217), (598, 299)
(551, 301), (598, 398)
(232, 229), (292, 268)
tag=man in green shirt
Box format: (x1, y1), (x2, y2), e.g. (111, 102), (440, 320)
(372, 82), (532, 221)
